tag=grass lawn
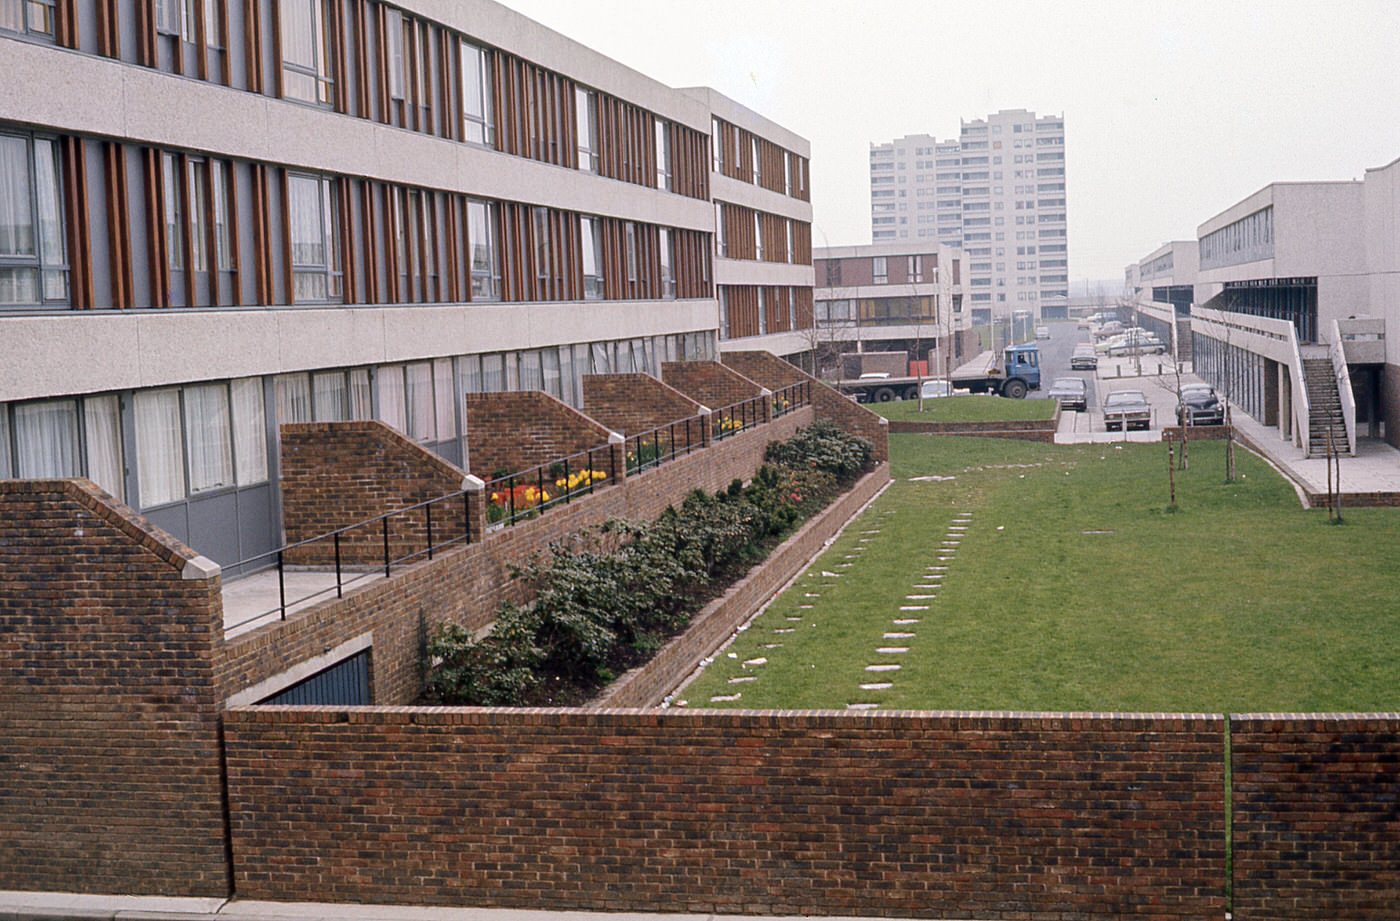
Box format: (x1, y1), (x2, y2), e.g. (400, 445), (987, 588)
(872, 395), (1057, 424)
(682, 435), (1400, 712)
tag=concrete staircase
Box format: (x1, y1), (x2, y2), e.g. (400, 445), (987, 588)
(1302, 358), (1347, 457)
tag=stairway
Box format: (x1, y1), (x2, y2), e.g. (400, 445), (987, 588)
(1302, 358), (1348, 457)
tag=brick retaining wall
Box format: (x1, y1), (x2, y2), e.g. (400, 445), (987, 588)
(1231, 713), (1400, 920)
(592, 464), (890, 708)
(582, 372), (706, 437)
(0, 481), (230, 897)
(223, 708), (1225, 918)
(465, 391), (617, 480)
(887, 411), (1060, 442)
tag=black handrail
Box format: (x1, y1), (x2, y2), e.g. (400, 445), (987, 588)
(483, 443), (615, 528)
(625, 414), (704, 474)
(712, 395), (765, 441)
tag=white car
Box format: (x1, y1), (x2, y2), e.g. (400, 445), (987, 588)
(1035, 326), (1051, 340)
(919, 379), (955, 399)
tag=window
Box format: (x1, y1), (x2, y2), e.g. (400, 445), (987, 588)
(873, 256), (887, 284)
(717, 287), (728, 338)
(784, 152), (793, 196)
(712, 117), (723, 172)
(405, 362), (435, 442)
(0, 0), (55, 36)
(659, 229), (674, 299)
(183, 383), (233, 494)
(187, 159), (210, 273)
(655, 120), (671, 191)
(280, 0), (334, 106)
(467, 199), (499, 300)
(155, 0), (181, 35)
(460, 41), (494, 145)
(12, 398), (80, 479)
(385, 8), (405, 101)
(134, 389), (185, 507)
(908, 254), (923, 282)
(757, 287), (766, 334)
(785, 221), (793, 263)
(580, 215), (603, 299)
(211, 160), (233, 270)
(230, 378), (267, 485)
(625, 222), (638, 285)
(753, 212), (763, 261)
(287, 173), (342, 302)
(0, 133), (66, 306)
(751, 137), (761, 185)
(714, 203), (726, 257)
(575, 88), (597, 172)
(532, 206), (552, 296)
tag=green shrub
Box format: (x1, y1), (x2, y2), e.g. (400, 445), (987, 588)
(764, 420), (874, 483)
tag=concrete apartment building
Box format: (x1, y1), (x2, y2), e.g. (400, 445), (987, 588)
(1123, 240), (1199, 356)
(812, 241), (973, 378)
(0, 0), (814, 572)
(1125, 156), (1400, 458)
(870, 108), (1068, 325)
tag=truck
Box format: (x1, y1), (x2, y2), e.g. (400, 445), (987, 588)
(949, 343), (1042, 398)
(834, 370), (932, 403)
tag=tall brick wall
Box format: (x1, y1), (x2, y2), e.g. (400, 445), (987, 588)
(662, 359), (764, 412)
(723, 350), (889, 462)
(215, 408), (816, 706)
(581, 373), (705, 436)
(465, 391), (617, 479)
(280, 421), (473, 565)
(224, 709), (1224, 918)
(1231, 714), (1400, 920)
(0, 480), (230, 897)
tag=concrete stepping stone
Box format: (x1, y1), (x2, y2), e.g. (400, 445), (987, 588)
(876, 647), (909, 654)
(772, 628), (795, 634)
(928, 565), (949, 571)
(785, 616), (803, 622)
(761, 643), (783, 649)
(804, 593), (821, 598)
(860, 682), (893, 690)
(899, 605), (929, 611)
(820, 571), (841, 577)
(846, 702), (879, 710)
(799, 604), (814, 609)
(906, 594), (935, 600)
(914, 584), (939, 590)
(892, 618), (921, 625)
(843, 554), (858, 559)
(865, 663), (901, 672)
(884, 632), (916, 639)
(728, 676), (757, 684)
(743, 658), (768, 667)
(710, 694), (741, 702)
(861, 530), (881, 534)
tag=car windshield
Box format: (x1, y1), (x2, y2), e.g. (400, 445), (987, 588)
(1052, 378), (1085, 391)
(1105, 391), (1145, 406)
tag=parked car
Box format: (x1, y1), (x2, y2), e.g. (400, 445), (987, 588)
(1070, 345), (1099, 370)
(1103, 389), (1151, 431)
(919, 379), (955, 399)
(1177, 383), (1224, 426)
(1047, 377), (1088, 412)
(1104, 336), (1166, 357)
(1035, 325), (1051, 340)
(1091, 320), (1124, 340)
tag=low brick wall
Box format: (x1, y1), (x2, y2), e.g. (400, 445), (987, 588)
(465, 391), (617, 480)
(582, 372), (705, 437)
(224, 708), (1225, 917)
(663, 359), (764, 411)
(592, 464), (890, 708)
(1160, 424), (1235, 441)
(0, 480), (230, 897)
(215, 408), (816, 705)
(887, 411), (1060, 442)
(1231, 713), (1400, 920)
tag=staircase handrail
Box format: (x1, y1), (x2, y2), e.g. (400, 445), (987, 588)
(1285, 319), (1311, 456)
(1329, 319), (1357, 456)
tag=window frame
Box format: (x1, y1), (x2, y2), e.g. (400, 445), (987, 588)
(467, 198), (500, 301)
(280, 0), (335, 108)
(460, 41), (495, 146)
(287, 171), (344, 304)
(0, 130), (69, 308)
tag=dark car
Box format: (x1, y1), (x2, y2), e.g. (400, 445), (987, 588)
(1103, 389), (1151, 431)
(1177, 384), (1224, 426)
(1047, 377), (1088, 412)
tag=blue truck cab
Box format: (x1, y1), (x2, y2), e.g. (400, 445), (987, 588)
(1002, 343), (1041, 398)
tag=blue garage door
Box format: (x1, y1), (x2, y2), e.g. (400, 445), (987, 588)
(261, 650), (371, 705)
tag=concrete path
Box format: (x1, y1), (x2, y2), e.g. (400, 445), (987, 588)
(221, 568), (386, 638)
(0, 891), (941, 921)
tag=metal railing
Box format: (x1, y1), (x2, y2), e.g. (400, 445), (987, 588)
(485, 444), (616, 528)
(770, 380), (812, 417)
(224, 488), (474, 633)
(624, 415), (704, 475)
(711, 395), (765, 441)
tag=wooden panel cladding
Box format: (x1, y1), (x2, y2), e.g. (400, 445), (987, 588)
(493, 53), (575, 167)
(792, 153), (811, 202)
(759, 212), (786, 263)
(598, 217), (658, 301)
(668, 121), (709, 201)
(596, 92), (654, 187)
(791, 221), (812, 265)
(714, 117), (809, 201)
(60, 137), (93, 309)
(754, 136), (786, 196)
(672, 229), (711, 300)
(53, 0), (78, 48)
(94, 0), (122, 57)
(722, 285), (760, 339)
(720, 203), (756, 261)
(764, 285), (791, 333)
(499, 202), (581, 302)
(102, 142), (134, 309)
(793, 286), (814, 330)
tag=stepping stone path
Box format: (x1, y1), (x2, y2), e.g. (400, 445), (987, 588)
(850, 511), (972, 711)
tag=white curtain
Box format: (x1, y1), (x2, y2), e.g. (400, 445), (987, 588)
(519, 350), (543, 392)
(348, 369), (372, 420)
(183, 383), (233, 494)
(558, 347), (575, 407)
(274, 373), (312, 424)
(279, 0), (315, 68)
(83, 395), (124, 500)
(312, 371), (346, 421)
(405, 362), (435, 442)
(376, 365), (406, 432)
(231, 377), (267, 486)
(0, 0), (23, 32)
(0, 135), (37, 306)
(134, 390), (185, 507)
(433, 359), (455, 440)
(14, 399), (80, 478)
(541, 348), (562, 400)
(288, 175), (325, 300)
(479, 354), (504, 392)
(591, 342), (611, 374)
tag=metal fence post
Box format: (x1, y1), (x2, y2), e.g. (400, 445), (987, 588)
(382, 515), (391, 577)
(333, 532), (343, 599)
(277, 549), (287, 620)
(425, 500), (434, 561)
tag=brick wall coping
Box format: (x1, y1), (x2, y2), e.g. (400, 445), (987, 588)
(228, 706), (1224, 729)
(281, 420), (470, 486)
(1230, 712), (1400, 722)
(1, 478), (210, 576)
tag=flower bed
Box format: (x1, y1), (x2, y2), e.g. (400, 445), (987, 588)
(423, 421), (875, 706)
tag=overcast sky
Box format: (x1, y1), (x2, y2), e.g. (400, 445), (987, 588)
(499, 0), (1400, 285)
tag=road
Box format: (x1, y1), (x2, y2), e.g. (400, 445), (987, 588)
(1032, 320), (1099, 411)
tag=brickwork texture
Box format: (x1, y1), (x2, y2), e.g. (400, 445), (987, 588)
(224, 708), (1225, 918)
(1231, 713), (1400, 920)
(581, 372), (705, 437)
(0, 480), (230, 897)
(662, 359), (764, 412)
(465, 391), (616, 480)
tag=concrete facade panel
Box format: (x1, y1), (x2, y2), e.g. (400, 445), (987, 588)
(712, 174), (813, 221)
(712, 259), (816, 287)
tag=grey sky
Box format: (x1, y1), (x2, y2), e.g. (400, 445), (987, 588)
(499, 0), (1400, 286)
